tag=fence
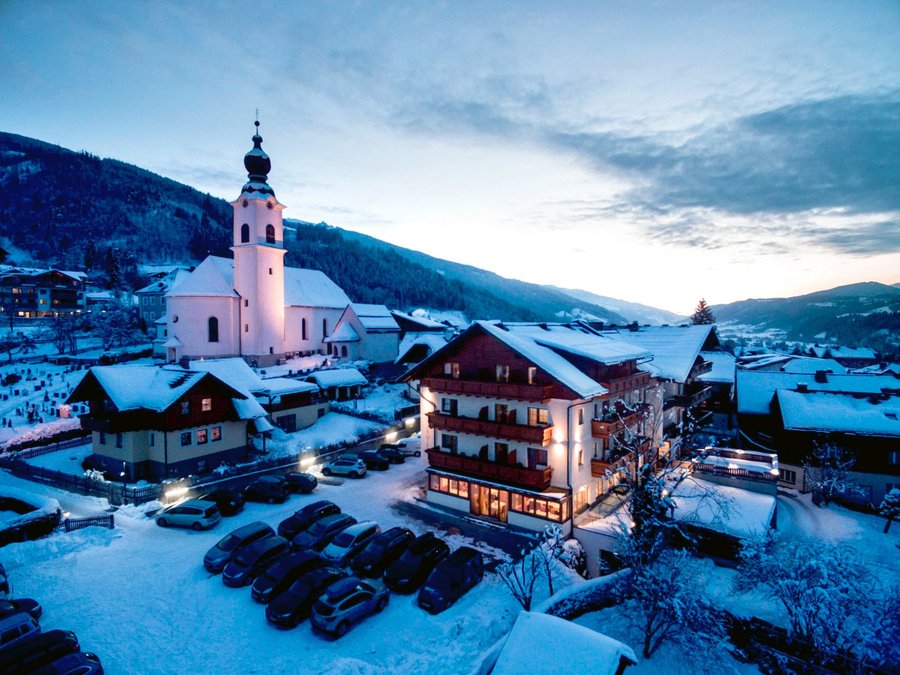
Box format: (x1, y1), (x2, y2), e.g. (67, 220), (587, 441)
(2, 435), (91, 462)
(64, 514), (115, 532)
(5, 461), (163, 506)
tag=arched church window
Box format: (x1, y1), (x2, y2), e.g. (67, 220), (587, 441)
(242, 199), (248, 208)
(241, 223), (250, 243)
(301, 318), (307, 340)
(266, 225), (275, 244)
(208, 316), (219, 343)
(341, 345), (348, 358)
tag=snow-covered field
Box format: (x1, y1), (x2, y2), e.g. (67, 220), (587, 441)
(25, 442), (93, 475)
(1, 440), (539, 675)
(333, 382), (416, 421)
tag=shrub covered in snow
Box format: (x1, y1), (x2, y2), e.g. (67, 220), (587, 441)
(1, 418), (86, 453)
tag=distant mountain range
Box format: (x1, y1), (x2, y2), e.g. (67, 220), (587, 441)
(546, 286), (684, 325)
(712, 282), (900, 353)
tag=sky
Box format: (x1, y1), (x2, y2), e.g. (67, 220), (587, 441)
(1, 1), (898, 314)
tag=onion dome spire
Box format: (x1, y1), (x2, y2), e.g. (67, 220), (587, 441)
(241, 118), (275, 198)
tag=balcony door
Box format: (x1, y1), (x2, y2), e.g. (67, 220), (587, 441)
(469, 483), (508, 523)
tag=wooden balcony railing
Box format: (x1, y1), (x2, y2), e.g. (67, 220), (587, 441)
(677, 384), (713, 408)
(600, 371), (652, 396)
(590, 451), (633, 477)
(426, 447), (553, 490)
(427, 412), (553, 445)
(590, 410), (643, 439)
(421, 377), (554, 402)
(690, 360), (713, 378)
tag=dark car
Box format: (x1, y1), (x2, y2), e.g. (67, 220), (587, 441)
(417, 546), (484, 613)
(358, 451), (390, 471)
(376, 446), (405, 464)
(291, 514), (357, 552)
(251, 550), (325, 603)
(283, 472), (317, 494)
(243, 476), (289, 504)
(277, 501), (341, 540)
(0, 562), (8, 596)
(384, 532), (450, 593)
(265, 566), (347, 629)
(222, 536), (291, 587)
(204, 521), (275, 574)
(197, 488), (245, 516)
(0, 597), (42, 621)
(350, 527), (414, 578)
(32, 651), (103, 675)
(0, 629), (79, 675)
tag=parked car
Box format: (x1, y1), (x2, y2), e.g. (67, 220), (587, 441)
(310, 576), (389, 638)
(376, 446), (405, 464)
(277, 501), (341, 540)
(197, 488), (245, 516)
(321, 457), (367, 479)
(283, 472), (318, 494)
(0, 597), (42, 621)
(384, 532), (450, 593)
(350, 527), (415, 578)
(0, 562), (8, 597)
(242, 476), (289, 504)
(396, 440), (421, 458)
(417, 546), (484, 613)
(33, 651), (104, 675)
(0, 612), (41, 652)
(204, 521), (275, 574)
(222, 536), (291, 587)
(0, 629), (80, 674)
(265, 566), (347, 629)
(291, 514), (357, 552)
(321, 521), (381, 567)
(251, 550), (325, 603)
(155, 499), (221, 530)
(358, 451), (390, 471)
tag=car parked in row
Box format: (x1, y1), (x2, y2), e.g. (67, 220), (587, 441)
(155, 499), (221, 530)
(34, 650), (104, 675)
(197, 488), (245, 516)
(292, 514), (357, 552)
(266, 566), (347, 629)
(321, 522), (381, 567)
(376, 446), (405, 464)
(242, 476), (289, 504)
(384, 532), (450, 593)
(223, 536), (291, 587)
(251, 551), (325, 604)
(283, 472), (318, 494)
(311, 576), (389, 638)
(204, 521), (275, 574)
(417, 546), (484, 613)
(321, 456), (367, 479)
(357, 451), (390, 471)
(350, 527), (415, 578)
(277, 501), (341, 540)
(0, 628), (78, 672)
(0, 597), (42, 622)
(0, 611), (41, 652)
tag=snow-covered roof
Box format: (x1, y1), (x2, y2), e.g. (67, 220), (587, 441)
(306, 368), (368, 388)
(187, 358), (316, 398)
(492, 611), (636, 675)
(0, 264), (86, 283)
(351, 304), (400, 332)
(167, 256), (238, 298)
(284, 267), (350, 308)
(852, 362), (900, 375)
(390, 310), (447, 331)
(136, 268), (191, 295)
(605, 324), (715, 382)
(736, 370), (900, 415)
(670, 476), (776, 539)
(261, 377), (318, 396)
(779, 357), (848, 375)
(395, 332), (450, 364)
(698, 350), (736, 384)
(811, 345), (877, 360)
(323, 322), (360, 343)
(777, 390), (900, 437)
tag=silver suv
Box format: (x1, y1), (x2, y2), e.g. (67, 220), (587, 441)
(321, 521), (381, 566)
(156, 499), (221, 530)
(311, 576), (389, 637)
(321, 456), (367, 479)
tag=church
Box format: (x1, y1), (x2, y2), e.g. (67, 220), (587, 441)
(164, 124), (353, 366)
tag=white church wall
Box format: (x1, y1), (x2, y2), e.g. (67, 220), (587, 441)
(168, 295), (240, 360)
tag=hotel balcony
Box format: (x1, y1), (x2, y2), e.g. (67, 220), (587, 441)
(590, 450), (633, 477)
(590, 410), (643, 439)
(426, 446), (553, 491)
(600, 371), (652, 397)
(427, 412), (553, 445)
(676, 383), (713, 408)
(690, 360), (713, 378)
(421, 376), (554, 402)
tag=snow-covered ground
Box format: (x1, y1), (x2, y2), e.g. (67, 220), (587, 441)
(263, 412), (387, 460)
(1, 438), (553, 674)
(25, 442), (93, 475)
(333, 382), (416, 421)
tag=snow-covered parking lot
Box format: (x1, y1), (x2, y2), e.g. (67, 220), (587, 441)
(2, 444), (526, 674)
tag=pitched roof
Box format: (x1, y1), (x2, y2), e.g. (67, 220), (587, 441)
(777, 389), (900, 437)
(324, 322), (360, 343)
(284, 267), (350, 308)
(603, 324), (715, 382)
(136, 268), (191, 295)
(187, 358), (317, 397)
(735, 370), (900, 415)
(306, 368), (368, 388)
(779, 357), (848, 375)
(811, 345), (877, 360)
(698, 350), (736, 384)
(351, 304), (400, 332)
(390, 310), (447, 331)
(167, 256), (237, 298)
(395, 332), (450, 364)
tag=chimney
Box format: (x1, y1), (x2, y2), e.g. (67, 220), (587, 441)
(814, 370), (828, 383)
(797, 383), (809, 392)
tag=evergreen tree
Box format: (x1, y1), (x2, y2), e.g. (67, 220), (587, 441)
(103, 246), (120, 289)
(691, 298), (716, 325)
(84, 240), (96, 269)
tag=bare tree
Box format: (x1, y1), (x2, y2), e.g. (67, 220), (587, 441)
(535, 524), (566, 596)
(803, 442), (862, 507)
(497, 548), (541, 611)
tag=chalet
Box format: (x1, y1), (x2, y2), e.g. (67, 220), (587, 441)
(393, 310), (453, 367)
(68, 365), (271, 481)
(324, 304), (401, 363)
(810, 345), (879, 369)
(305, 368), (368, 401)
(403, 321), (661, 535)
(0, 265), (87, 319)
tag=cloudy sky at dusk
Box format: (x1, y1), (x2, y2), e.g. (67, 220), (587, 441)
(1, 1), (898, 313)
